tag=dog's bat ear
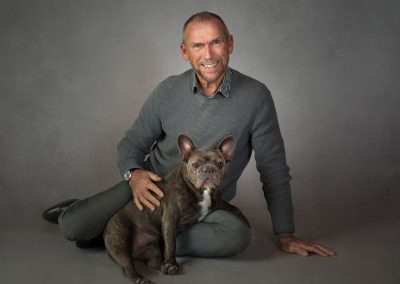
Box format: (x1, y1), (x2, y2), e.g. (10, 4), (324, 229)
(177, 134), (196, 162)
(217, 135), (236, 163)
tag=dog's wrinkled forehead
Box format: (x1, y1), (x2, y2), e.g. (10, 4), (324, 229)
(188, 149), (223, 163)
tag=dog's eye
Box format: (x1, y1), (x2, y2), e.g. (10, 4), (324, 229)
(216, 161), (224, 168)
(192, 162), (199, 169)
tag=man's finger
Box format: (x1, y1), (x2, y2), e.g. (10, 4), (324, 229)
(144, 191), (161, 207)
(293, 247), (309, 257)
(305, 245), (329, 256)
(315, 244), (336, 256)
(147, 182), (164, 198)
(148, 171), (162, 182)
(300, 242), (334, 257)
(138, 195), (156, 211)
(133, 195), (143, 211)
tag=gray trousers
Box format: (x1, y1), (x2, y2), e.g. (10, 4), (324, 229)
(58, 181), (251, 257)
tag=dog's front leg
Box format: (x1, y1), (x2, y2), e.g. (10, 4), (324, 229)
(161, 213), (179, 275)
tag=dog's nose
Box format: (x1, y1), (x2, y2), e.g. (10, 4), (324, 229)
(202, 167), (215, 174)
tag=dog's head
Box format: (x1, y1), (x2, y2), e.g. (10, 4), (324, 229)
(177, 134), (235, 193)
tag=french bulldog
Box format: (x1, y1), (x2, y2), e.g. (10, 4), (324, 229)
(103, 134), (249, 283)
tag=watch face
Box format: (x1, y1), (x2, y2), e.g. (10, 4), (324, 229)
(124, 171), (131, 181)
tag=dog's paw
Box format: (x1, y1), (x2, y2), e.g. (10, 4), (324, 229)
(161, 262), (179, 275)
(135, 277), (153, 284)
(123, 268), (153, 284)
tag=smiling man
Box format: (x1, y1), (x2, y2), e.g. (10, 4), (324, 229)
(43, 11), (335, 258)
(180, 15), (233, 97)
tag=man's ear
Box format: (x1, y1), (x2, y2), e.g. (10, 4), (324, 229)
(177, 134), (196, 162)
(217, 136), (236, 163)
(228, 34), (234, 54)
(180, 42), (190, 61)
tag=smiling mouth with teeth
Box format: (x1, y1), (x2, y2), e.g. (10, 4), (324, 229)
(202, 62), (218, 69)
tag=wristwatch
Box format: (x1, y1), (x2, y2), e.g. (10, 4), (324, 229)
(123, 168), (137, 181)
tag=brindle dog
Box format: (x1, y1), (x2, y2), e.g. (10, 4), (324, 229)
(103, 134), (249, 283)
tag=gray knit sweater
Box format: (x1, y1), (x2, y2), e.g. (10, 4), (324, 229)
(117, 67), (295, 238)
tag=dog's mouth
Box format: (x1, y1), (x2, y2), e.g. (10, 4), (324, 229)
(199, 178), (218, 191)
(195, 178), (222, 203)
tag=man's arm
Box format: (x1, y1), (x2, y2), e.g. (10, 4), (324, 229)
(250, 85), (295, 238)
(251, 86), (335, 257)
(117, 85), (163, 175)
(117, 85), (164, 210)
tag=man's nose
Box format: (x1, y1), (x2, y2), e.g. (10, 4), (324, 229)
(204, 45), (213, 59)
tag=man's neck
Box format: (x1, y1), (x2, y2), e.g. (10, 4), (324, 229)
(196, 74), (225, 97)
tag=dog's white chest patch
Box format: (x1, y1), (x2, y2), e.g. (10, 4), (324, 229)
(198, 188), (211, 221)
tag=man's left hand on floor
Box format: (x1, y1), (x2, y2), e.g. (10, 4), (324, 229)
(279, 236), (336, 257)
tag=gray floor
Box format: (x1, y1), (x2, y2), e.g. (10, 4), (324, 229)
(1, 178), (399, 284)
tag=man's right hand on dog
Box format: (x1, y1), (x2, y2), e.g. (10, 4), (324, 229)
(129, 169), (164, 211)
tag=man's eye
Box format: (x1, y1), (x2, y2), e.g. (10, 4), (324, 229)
(193, 44), (202, 48)
(211, 39), (221, 45)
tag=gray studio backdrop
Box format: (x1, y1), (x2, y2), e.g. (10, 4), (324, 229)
(1, 0), (399, 230)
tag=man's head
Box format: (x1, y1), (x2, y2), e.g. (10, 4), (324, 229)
(180, 11), (234, 90)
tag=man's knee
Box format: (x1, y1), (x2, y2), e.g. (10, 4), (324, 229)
(58, 200), (91, 241)
(205, 210), (252, 256)
(221, 220), (251, 256)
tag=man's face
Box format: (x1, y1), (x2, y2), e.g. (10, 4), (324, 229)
(180, 19), (234, 88)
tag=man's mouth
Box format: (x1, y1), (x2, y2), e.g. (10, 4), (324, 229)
(201, 61), (219, 69)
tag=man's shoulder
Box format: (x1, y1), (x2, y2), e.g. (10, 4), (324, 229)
(158, 69), (192, 90)
(230, 68), (271, 98)
(145, 69), (192, 107)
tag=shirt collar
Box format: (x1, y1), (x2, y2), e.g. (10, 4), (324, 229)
(191, 67), (232, 98)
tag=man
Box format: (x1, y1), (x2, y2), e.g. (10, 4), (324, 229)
(43, 11), (335, 257)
